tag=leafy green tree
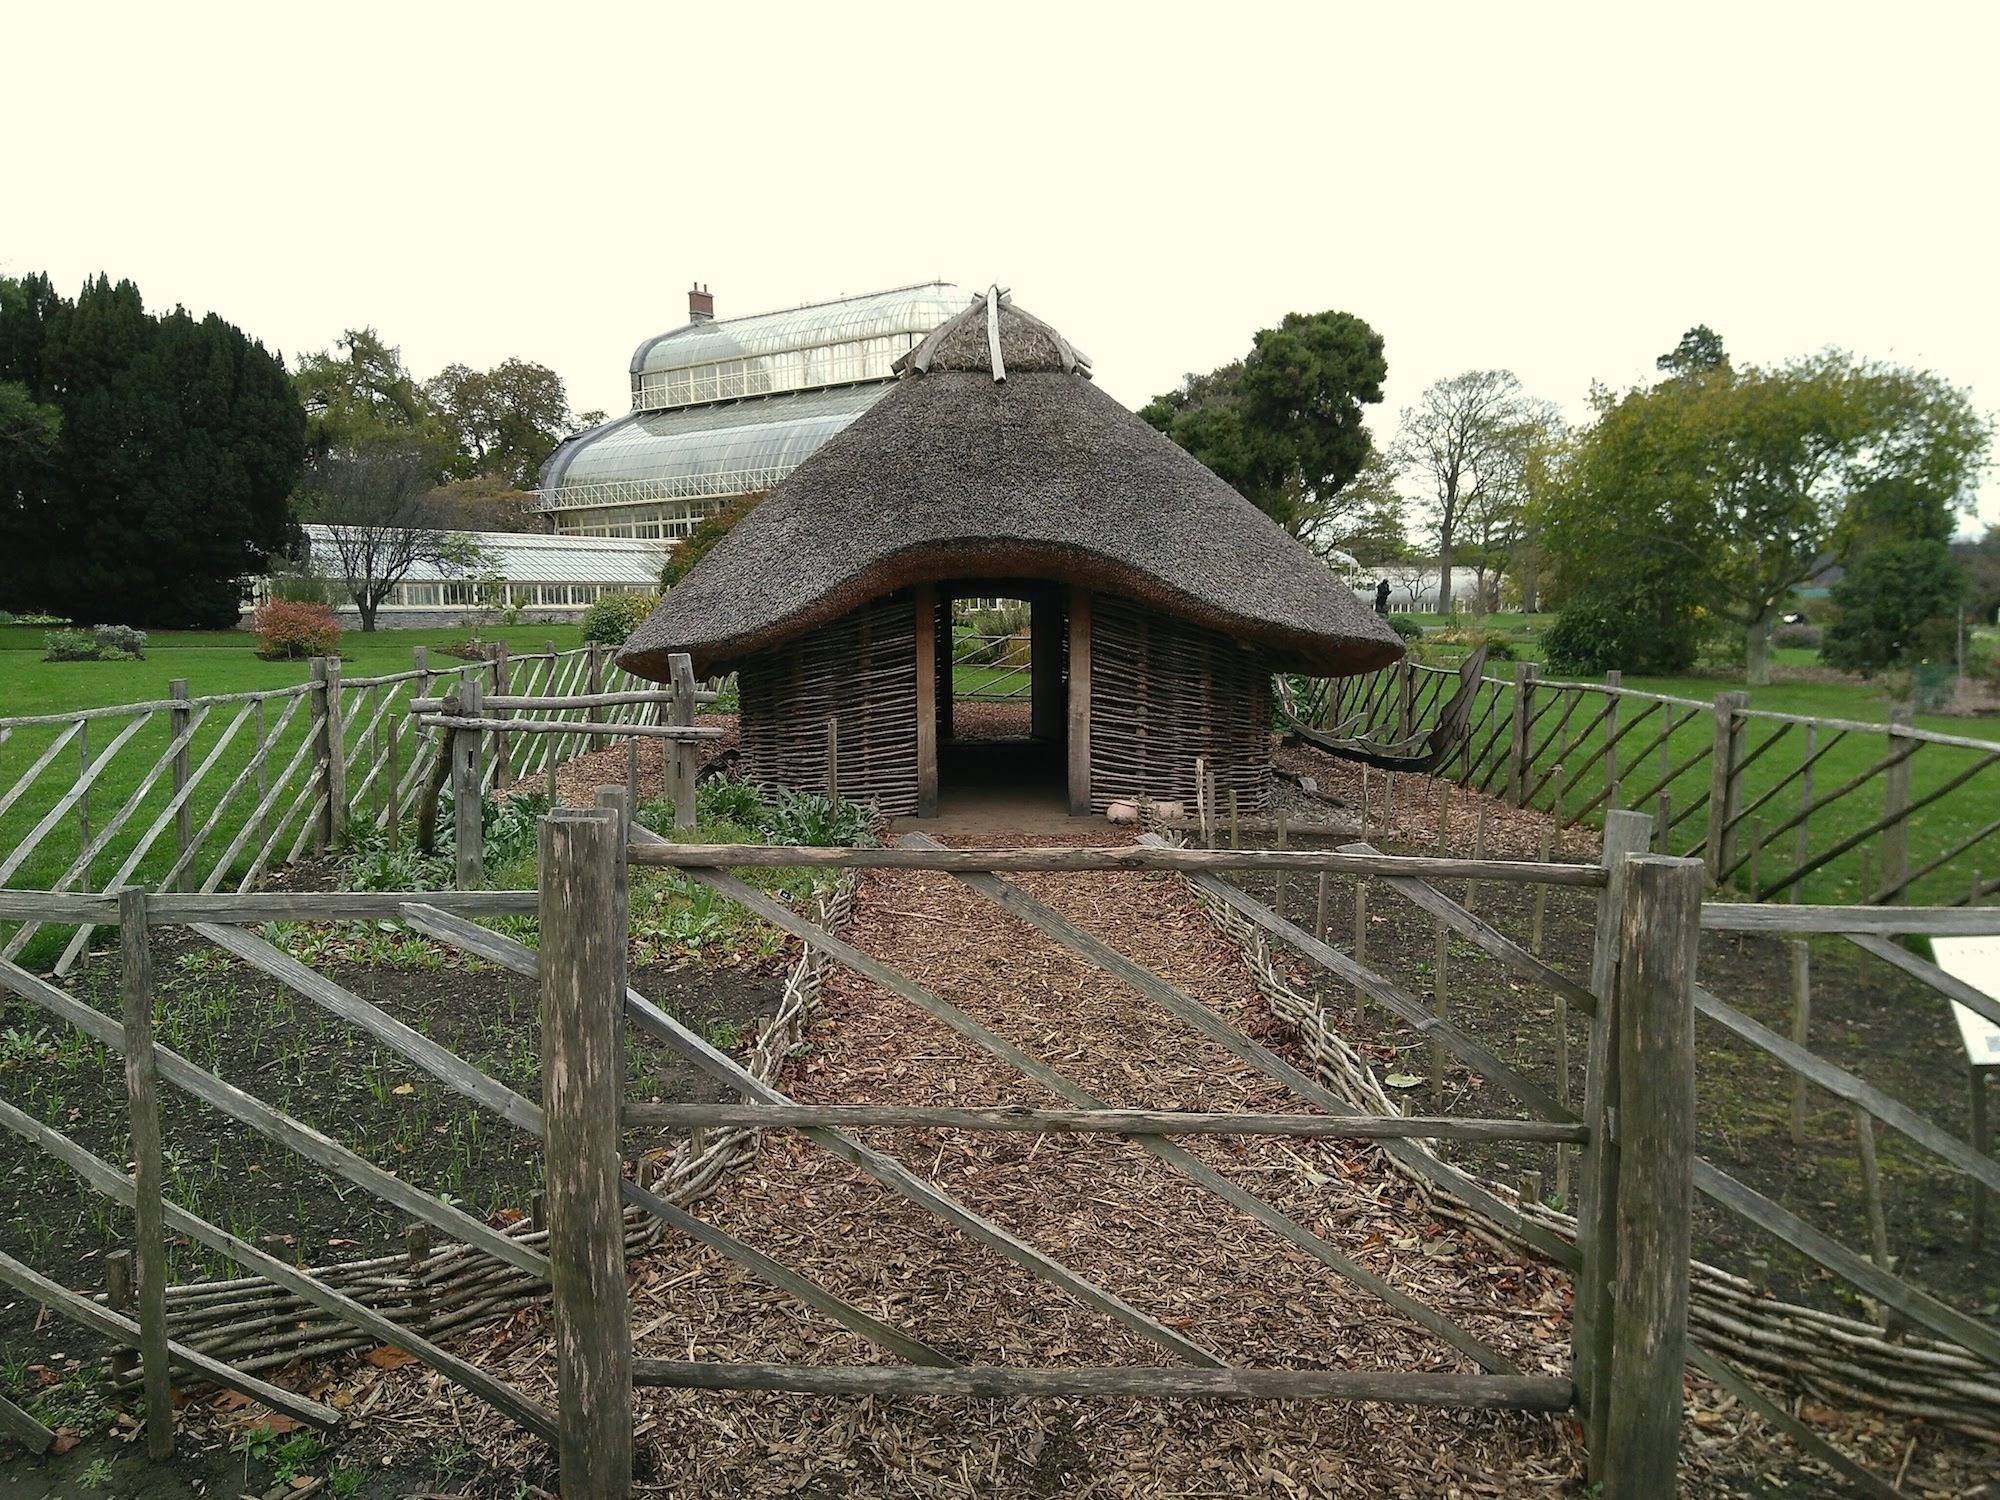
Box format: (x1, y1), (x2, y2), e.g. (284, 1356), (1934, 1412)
(292, 328), (447, 462)
(1141, 310), (1386, 540)
(425, 358), (602, 490)
(1951, 525), (2000, 623)
(1822, 540), (1964, 673)
(1324, 451), (1411, 566)
(1657, 325), (1729, 376)
(0, 273), (304, 626)
(1544, 351), (1989, 684)
(662, 492), (764, 587)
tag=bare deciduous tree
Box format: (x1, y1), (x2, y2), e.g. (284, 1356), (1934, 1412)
(294, 441), (484, 631)
(1390, 370), (1534, 616)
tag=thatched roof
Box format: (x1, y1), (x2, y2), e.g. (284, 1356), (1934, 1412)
(619, 289), (1403, 680)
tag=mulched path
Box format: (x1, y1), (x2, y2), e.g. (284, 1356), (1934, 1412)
(351, 832), (1877, 1497)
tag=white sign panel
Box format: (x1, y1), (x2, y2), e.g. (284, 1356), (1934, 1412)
(1925, 935), (2000, 1068)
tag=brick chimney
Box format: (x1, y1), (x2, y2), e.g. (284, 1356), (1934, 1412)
(687, 283), (714, 323)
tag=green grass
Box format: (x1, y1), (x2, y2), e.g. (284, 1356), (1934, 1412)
(0, 625), (587, 968)
(1393, 615), (2000, 905)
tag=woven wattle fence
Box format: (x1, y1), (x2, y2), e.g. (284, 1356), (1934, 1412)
(738, 595), (920, 815)
(1171, 841), (2000, 1444)
(104, 874), (860, 1385)
(1089, 596), (1274, 816)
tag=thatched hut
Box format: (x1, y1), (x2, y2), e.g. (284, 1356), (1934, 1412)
(619, 288), (1401, 817)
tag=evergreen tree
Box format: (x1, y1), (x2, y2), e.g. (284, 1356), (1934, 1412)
(0, 274), (305, 626)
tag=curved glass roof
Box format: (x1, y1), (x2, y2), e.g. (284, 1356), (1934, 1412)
(630, 282), (968, 378)
(540, 384), (886, 507)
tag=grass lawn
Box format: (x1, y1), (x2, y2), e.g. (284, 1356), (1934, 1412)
(1391, 614), (2000, 905)
(0, 625), (588, 968)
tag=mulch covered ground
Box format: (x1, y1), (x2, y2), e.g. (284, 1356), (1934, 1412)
(351, 828), (1874, 1497)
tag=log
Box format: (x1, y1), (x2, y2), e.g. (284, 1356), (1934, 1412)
(631, 1360), (1573, 1410)
(624, 1103), (1587, 1142)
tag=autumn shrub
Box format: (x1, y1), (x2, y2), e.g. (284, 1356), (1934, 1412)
(252, 601), (342, 660)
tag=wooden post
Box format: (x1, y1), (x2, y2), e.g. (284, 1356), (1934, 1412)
(1508, 662), (1538, 807)
(1788, 942), (1811, 1146)
(1436, 778), (1451, 851)
(1227, 788), (1240, 848)
(452, 675), (483, 889)
(1066, 588), (1092, 815)
(311, 658), (347, 851)
(669, 653), (698, 829)
(491, 646), (513, 790)
(1466, 803), (1488, 916)
(169, 680), (191, 890)
(1853, 1104), (1892, 1278)
(1703, 690), (1748, 884)
(915, 583), (938, 817)
(1384, 769), (1396, 831)
(543, 640), (562, 802)
(384, 719), (401, 850)
(105, 1251), (134, 1377)
(1273, 814), (1289, 919)
(539, 808), (633, 1497)
(119, 887), (172, 1459)
(1791, 723), (1816, 903)
(1431, 920), (1448, 1103)
(1973, 1066), (1990, 1248)
(1596, 854), (1700, 1499)
(1359, 764), (1370, 838)
(1350, 877), (1368, 1023)
(1397, 658), (1414, 743)
(586, 641), (604, 698)
(1603, 670), (1623, 811)
(1881, 707), (1914, 903)
(1573, 808), (1653, 1461)
(1315, 870), (1331, 944)
(825, 716), (841, 802)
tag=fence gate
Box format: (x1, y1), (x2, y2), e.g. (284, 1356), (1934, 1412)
(524, 809), (1702, 1500)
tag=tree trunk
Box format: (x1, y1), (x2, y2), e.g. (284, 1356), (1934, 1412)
(358, 597), (378, 633)
(1744, 614), (1775, 688)
(1435, 541), (1454, 617)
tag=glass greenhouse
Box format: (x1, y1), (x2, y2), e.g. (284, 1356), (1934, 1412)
(537, 281), (966, 538)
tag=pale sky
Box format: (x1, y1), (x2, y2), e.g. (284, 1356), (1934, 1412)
(9, 2), (1997, 523)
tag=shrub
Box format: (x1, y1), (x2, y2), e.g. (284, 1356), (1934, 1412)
(1823, 540), (1964, 674)
(1545, 588), (1698, 676)
(582, 590), (661, 647)
(1385, 615), (1424, 641)
(696, 776), (770, 827)
(251, 601), (342, 660)
(763, 788), (875, 847)
(42, 628), (98, 662)
(1431, 627), (1517, 661)
(1772, 621), (1822, 650)
(92, 623), (146, 659)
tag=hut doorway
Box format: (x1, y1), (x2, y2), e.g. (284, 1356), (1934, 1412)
(931, 583), (1067, 813)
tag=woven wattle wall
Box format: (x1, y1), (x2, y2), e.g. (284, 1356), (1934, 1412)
(737, 595), (919, 814)
(1089, 595), (1273, 815)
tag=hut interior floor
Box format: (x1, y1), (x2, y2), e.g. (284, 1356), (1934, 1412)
(906, 735), (1090, 836)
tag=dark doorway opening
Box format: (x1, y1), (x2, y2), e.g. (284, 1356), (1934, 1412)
(934, 582), (1066, 812)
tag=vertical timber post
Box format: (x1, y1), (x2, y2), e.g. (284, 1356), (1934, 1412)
(1598, 853), (1700, 1500)
(491, 645), (512, 791)
(1703, 690), (1748, 885)
(452, 674), (483, 888)
(168, 680), (191, 891)
(1880, 707), (1914, 904)
(1574, 807), (1654, 1468)
(1067, 587), (1092, 815)
(323, 658), (346, 849)
(119, 887), (173, 1459)
(1508, 661), (1538, 807)
(1603, 670), (1623, 812)
(669, 653), (698, 830)
(914, 584), (938, 817)
(539, 808), (633, 1497)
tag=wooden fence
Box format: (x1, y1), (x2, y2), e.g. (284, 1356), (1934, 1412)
(1175, 806), (2000, 1496)
(0, 828), (1699, 1498)
(0, 642), (703, 969)
(1293, 660), (2000, 907)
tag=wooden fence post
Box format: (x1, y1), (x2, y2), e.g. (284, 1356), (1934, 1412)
(492, 645), (512, 791)
(669, 653), (698, 829)
(1396, 658), (1413, 743)
(539, 808), (633, 1497)
(1598, 853), (1700, 1500)
(586, 641), (604, 699)
(1508, 662), (1538, 806)
(119, 886), (172, 1459)
(169, 680), (191, 891)
(1703, 690), (1748, 884)
(1573, 808), (1653, 1465)
(1880, 707), (1915, 903)
(452, 674), (483, 889)
(1603, 670), (1623, 812)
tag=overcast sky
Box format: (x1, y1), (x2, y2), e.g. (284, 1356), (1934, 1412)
(9, 2), (1996, 525)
